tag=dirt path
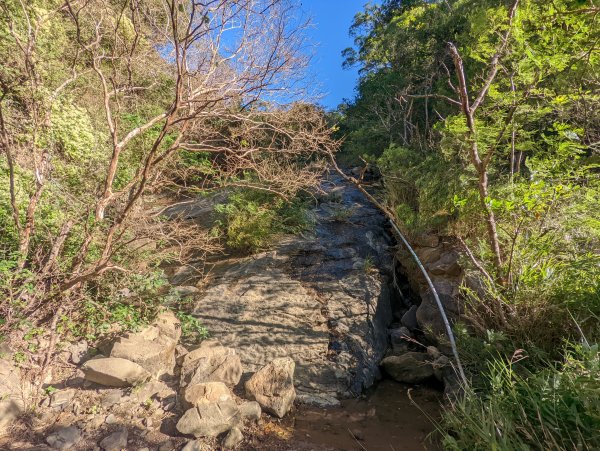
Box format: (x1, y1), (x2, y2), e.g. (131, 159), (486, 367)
(292, 380), (441, 451)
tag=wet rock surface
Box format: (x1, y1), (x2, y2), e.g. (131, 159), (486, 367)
(184, 172), (394, 406)
(381, 352), (435, 384)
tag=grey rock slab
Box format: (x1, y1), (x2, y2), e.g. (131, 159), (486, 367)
(239, 401), (261, 421)
(222, 427), (243, 449)
(99, 429), (128, 451)
(245, 358), (296, 418)
(81, 357), (150, 387)
(381, 352), (435, 384)
(187, 172), (394, 404)
(180, 341), (242, 388)
(46, 426), (82, 449)
(176, 399), (241, 438)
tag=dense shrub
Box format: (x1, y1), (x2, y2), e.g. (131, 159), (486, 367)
(341, 0), (600, 447)
(442, 344), (600, 450)
(214, 190), (315, 252)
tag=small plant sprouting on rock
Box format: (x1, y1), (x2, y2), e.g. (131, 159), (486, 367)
(176, 312), (209, 343)
(329, 205), (355, 223)
(363, 256), (376, 273)
(44, 386), (58, 396)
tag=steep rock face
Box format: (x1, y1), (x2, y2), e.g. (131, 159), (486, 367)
(395, 236), (463, 343)
(183, 173), (394, 406)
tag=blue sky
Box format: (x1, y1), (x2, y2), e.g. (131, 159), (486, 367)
(300, 0), (369, 110)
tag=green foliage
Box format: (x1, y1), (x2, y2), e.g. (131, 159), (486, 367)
(61, 270), (170, 341)
(44, 385), (58, 396)
(342, 0), (600, 447)
(442, 344), (600, 450)
(214, 190), (315, 252)
(363, 255), (376, 273)
(49, 99), (97, 162)
(328, 204), (355, 223)
(342, 0), (600, 344)
(13, 351), (26, 364)
(377, 145), (462, 233)
(176, 311), (209, 343)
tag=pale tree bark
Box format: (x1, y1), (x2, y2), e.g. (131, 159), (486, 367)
(445, 0), (520, 275)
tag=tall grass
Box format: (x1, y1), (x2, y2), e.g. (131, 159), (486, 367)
(441, 345), (600, 450)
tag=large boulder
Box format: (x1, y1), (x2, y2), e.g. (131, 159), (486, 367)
(416, 280), (461, 340)
(99, 429), (128, 451)
(110, 311), (181, 378)
(111, 332), (176, 378)
(428, 252), (461, 277)
(180, 341), (242, 388)
(176, 399), (241, 438)
(245, 357), (296, 418)
(182, 382), (232, 410)
(381, 352), (434, 384)
(401, 305), (418, 330)
(186, 174), (395, 406)
(0, 358), (26, 435)
(239, 401), (261, 421)
(46, 426), (82, 449)
(81, 357), (150, 387)
(396, 239), (464, 346)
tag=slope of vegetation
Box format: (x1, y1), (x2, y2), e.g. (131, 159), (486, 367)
(339, 0), (600, 448)
(0, 0), (335, 385)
